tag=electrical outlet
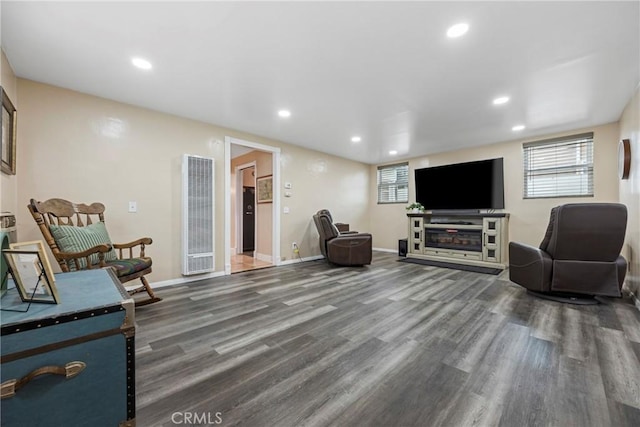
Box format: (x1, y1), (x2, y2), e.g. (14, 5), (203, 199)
(292, 242), (297, 250)
(128, 201), (137, 213)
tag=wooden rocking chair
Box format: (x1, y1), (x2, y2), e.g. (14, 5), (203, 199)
(28, 198), (162, 306)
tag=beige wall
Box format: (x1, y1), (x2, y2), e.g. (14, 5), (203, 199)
(619, 84), (640, 298)
(279, 142), (371, 260)
(18, 79), (227, 282)
(15, 79), (370, 282)
(242, 167), (255, 188)
(370, 123), (621, 251)
(1, 49), (18, 216)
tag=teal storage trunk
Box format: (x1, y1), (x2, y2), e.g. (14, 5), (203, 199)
(0, 269), (135, 426)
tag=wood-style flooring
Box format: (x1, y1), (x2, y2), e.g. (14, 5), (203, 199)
(135, 251), (640, 427)
(230, 253), (273, 274)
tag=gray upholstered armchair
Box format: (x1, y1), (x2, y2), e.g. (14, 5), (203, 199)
(313, 210), (372, 266)
(509, 203), (627, 302)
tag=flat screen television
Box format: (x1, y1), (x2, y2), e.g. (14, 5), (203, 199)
(414, 158), (505, 211)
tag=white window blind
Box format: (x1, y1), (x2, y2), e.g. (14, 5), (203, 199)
(523, 133), (594, 199)
(377, 163), (409, 203)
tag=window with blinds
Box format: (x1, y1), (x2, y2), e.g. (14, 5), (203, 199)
(377, 163), (409, 203)
(523, 132), (594, 199)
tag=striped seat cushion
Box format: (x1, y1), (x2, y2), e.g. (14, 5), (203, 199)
(49, 222), (117, 270)
(106, 257), (152, 277)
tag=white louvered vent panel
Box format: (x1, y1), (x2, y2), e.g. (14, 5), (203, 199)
(182, 154), (215, 275)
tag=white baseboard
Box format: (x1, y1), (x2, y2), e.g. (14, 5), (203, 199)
(150, 248), (393, 290)
(373, 247), (397, 253)
(150, 271), (226, 289)
(622, 280), (640, 312)
(256, 252), (273, 263)
(280, 255), (324, 265)
(281, 248), (393, 265)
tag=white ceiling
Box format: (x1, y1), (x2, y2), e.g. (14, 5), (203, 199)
(2, 1), (639, 165)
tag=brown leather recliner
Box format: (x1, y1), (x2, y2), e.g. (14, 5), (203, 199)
(313, 211), (372, 266)
(509, 203), (627, 301)
(316, 209), (357, 234)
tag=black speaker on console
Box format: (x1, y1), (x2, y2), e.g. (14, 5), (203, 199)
(398, 239), (408, 257)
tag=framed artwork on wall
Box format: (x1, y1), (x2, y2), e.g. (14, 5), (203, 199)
(256, 175), (273, 203)
(1, 86), (17, 175)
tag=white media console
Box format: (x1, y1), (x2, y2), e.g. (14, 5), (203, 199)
(407, 212), (509, 270)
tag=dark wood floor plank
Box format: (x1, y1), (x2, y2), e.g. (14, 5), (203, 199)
(214, 305), (337, 354)
(596, 299), (625, 331)
(614, 302), (640, 343)
(596, 327), (640, 409)
(433, 300), (493, 343)
(331, 336), (462, 427)
(442, 309), (507, 373)
(220, 337), (394, 427)
(527, 298), (563, 343)
(137, 341), (271, 409)
(608, 399), (640, 427)
(145, 302), (287, 352)
(338, 299), (420, 342)
(499, 335), (558, 427)
(559, 305), (599, 362)
(294, 338), (425, 427)
(487, 284), (526, 319)
(376, 299), (441, 343)
(140, 334), (325, 427)
(134, 251), (640, 426)
(551, 355), (611, 427)
(406, 299), (467, 342)
(432, 390), (498, 427)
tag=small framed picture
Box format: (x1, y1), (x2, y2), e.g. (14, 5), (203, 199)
(256, 174), (273, 204)
(3, 241), (59, 304)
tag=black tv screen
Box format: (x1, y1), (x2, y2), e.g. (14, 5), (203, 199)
(415, 158), (505, 211)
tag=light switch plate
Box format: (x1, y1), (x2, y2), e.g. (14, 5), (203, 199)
(128, 201), (137, 213)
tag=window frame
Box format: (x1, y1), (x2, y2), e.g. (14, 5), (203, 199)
(377, 162), (409, 204)
(523, 132), (594, 199)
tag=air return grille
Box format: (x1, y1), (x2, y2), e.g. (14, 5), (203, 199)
(182, 154), (215, 275)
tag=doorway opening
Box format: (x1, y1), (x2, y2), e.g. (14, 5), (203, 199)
(231, 162), (269, 273)
(226, 139), (280, 274)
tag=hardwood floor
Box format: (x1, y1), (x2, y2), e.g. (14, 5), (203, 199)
(230, 253), (273, 274)
(134, 252), (640, 426)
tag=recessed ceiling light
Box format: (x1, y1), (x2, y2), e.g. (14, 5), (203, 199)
(493, 96), (510, 105)
(512, 125), (525, 131)
(131, 57), (152, 70)
(351, 136), (361, 143)
(447, 23), (469, 38)
(389, 150), (398, 155)
(278, 110), (291, 118)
